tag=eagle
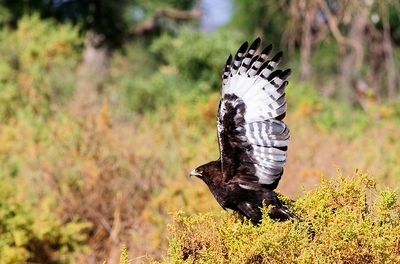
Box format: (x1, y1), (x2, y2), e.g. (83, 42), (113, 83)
(190, 38), (296, 222)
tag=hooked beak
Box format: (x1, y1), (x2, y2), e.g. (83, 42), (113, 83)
(189, 169), (202, 178)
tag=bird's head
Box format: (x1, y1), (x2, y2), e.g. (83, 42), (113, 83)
(189, 160), (221, 182)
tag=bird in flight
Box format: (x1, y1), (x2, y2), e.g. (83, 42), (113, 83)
(190, 37), (295, 222)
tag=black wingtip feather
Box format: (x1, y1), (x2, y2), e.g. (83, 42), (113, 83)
(237, 41), (249, 55)
(272, 51), (283, 63)
(249, 37), (261, 51)
(226, 54), (233, 66)
(279, 69), (291, 80)
(261, 44), (273, 56)
(267, 70), (282, 81)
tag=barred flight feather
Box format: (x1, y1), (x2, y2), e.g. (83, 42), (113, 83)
(247, 44), (272, 77)
(239, 38), (261, 74)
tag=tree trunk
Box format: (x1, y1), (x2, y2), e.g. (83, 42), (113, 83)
(339, 13), (367, 102)
(382, 13), (397, 99)
(70, 31), (110, 116)
(300, 8), (314, 81)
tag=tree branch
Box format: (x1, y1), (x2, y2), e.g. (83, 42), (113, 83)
(131, 5), (201, 35)
(316, 0), (364, 68)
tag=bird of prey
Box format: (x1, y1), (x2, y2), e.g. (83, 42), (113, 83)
(190, 38), (295, 222)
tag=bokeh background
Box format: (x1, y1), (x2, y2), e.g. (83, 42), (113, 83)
(0, 0), (399, 263)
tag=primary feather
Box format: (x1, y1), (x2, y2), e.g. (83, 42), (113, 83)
(191, 38), (295, 222)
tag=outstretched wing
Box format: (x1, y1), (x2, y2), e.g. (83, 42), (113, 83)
(217, 38), (291, 191)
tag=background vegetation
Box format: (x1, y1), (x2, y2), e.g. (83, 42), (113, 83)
(0, 0), (399, 263)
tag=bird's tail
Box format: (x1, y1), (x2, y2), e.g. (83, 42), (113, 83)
(263, 190), (298, 221)
(268, 206), (298, 221)
(267, 193), (315, 239)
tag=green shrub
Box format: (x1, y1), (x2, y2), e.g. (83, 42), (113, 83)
(108, 30), (241, 114)
(115, 30), (240, 113)
(287, 82), (372, 139)
(150, 29), (241, 90)
(0, 14), (81, 121)
(0, 176), (90, 264)
(0, 100), (173, 261)
(165, 173), (400, 263)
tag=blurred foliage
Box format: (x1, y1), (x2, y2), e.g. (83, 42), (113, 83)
(108, 41), (183, 113)
(150, 29), (241, 88)
(0, 0), (197, 47)
(165, 174), (400, 263)
(108, 29), (241, 113)
(0, 14), (81, 121)
(287, 82), (372, 139)
(384, 2), (400, 44)
(0, 0), (129, 46)
(0, 171), (90, 263)
(231, 0), (287, 47)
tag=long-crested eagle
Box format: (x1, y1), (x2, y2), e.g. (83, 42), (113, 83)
(190, 38), (296, 222)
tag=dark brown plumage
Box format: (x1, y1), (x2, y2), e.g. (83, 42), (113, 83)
(190, 38), (296, 222)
